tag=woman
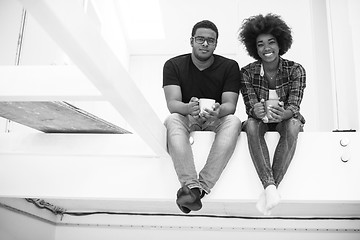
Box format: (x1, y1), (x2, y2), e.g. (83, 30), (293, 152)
(238, 13), (306, 215)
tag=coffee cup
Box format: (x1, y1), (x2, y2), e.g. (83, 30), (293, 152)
(265, 99), (279, 121)
(199, 98), (215, 114)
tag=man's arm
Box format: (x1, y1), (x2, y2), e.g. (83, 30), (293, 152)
(218, 91), (239, 118)
(163, 85), (200, 116)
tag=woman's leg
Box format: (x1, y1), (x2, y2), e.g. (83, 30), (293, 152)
(245, 118), (277, 214)
(273, 118), (303, 186)
(262, 118), (303, 214)
(245, 118), (275, 188)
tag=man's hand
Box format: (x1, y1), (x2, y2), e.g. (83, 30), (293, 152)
(188, 97), (200, 116)
(199, 102), (220, 121)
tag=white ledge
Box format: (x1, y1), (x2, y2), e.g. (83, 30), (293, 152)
(0, 131), (359, 217)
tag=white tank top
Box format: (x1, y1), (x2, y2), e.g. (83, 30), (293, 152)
(269, 89), (279, 100)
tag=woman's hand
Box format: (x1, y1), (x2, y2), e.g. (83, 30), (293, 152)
(268, 101), (285, 122)
(253, 99), (267, 119)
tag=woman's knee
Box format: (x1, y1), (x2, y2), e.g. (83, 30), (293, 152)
(284, 118), (303, 136)
(244, 118), (262, 133)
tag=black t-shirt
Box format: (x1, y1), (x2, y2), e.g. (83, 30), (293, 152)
(163, 54), (241, 104)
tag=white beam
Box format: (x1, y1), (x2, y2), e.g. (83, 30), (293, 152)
(16, 0), (169, 159)
(0, 66), (102, 101)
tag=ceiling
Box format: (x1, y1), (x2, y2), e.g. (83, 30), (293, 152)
(93, 0), (242, 56)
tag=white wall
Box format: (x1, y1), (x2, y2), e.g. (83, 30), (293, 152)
(129, 0), (360, 132)
(54, 225), (359, 240)
(1, 0), (359, 133)
(327, 0), (360, 131)
(349, 0), (360, 130)
(0, 0), (23, 65)
(0, 207), (56, 240)
(130, 0), (318, 130)
(0, 0), (40, 133)
(1, 202), (358, 240)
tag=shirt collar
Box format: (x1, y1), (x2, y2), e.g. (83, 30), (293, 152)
(260, 57), (284, 77)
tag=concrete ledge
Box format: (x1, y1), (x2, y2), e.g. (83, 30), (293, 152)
(0, 132), (359, 216)
(192, 131), (360, 202)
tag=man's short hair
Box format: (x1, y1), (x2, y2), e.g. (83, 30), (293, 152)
(192, 20), (219, 40)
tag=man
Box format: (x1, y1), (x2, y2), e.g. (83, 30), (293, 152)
(163, 20), (242, 213)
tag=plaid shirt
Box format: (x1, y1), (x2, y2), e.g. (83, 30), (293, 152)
(240, 58), (306, 124)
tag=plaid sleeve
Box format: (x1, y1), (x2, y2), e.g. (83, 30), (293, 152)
(240, 68), (259, 117)
(286, 64), (306, 119)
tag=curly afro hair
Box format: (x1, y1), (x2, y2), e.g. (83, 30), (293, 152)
(238, 13), (292, 60)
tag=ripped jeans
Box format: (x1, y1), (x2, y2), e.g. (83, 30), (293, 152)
(243, 117), (303, 189)
(164, 113), (241, 194)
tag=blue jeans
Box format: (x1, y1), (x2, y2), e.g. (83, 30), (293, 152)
(164, 113), (241, 194)
(243, 117), (303, 189)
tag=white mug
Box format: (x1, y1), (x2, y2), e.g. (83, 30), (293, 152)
(199, 98), (215, 114)
(265, 99), (280, 122)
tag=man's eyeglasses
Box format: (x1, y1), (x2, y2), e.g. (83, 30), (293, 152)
(192, 36), (217, 46)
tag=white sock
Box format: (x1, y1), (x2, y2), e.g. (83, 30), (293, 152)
(264, 184), (281, 214)
(256, 190), (267, 214)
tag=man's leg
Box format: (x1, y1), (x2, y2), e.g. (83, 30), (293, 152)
(198, 114), (241, 193)
(165, 113), (199, 187)
(164, 113), (202, 213)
